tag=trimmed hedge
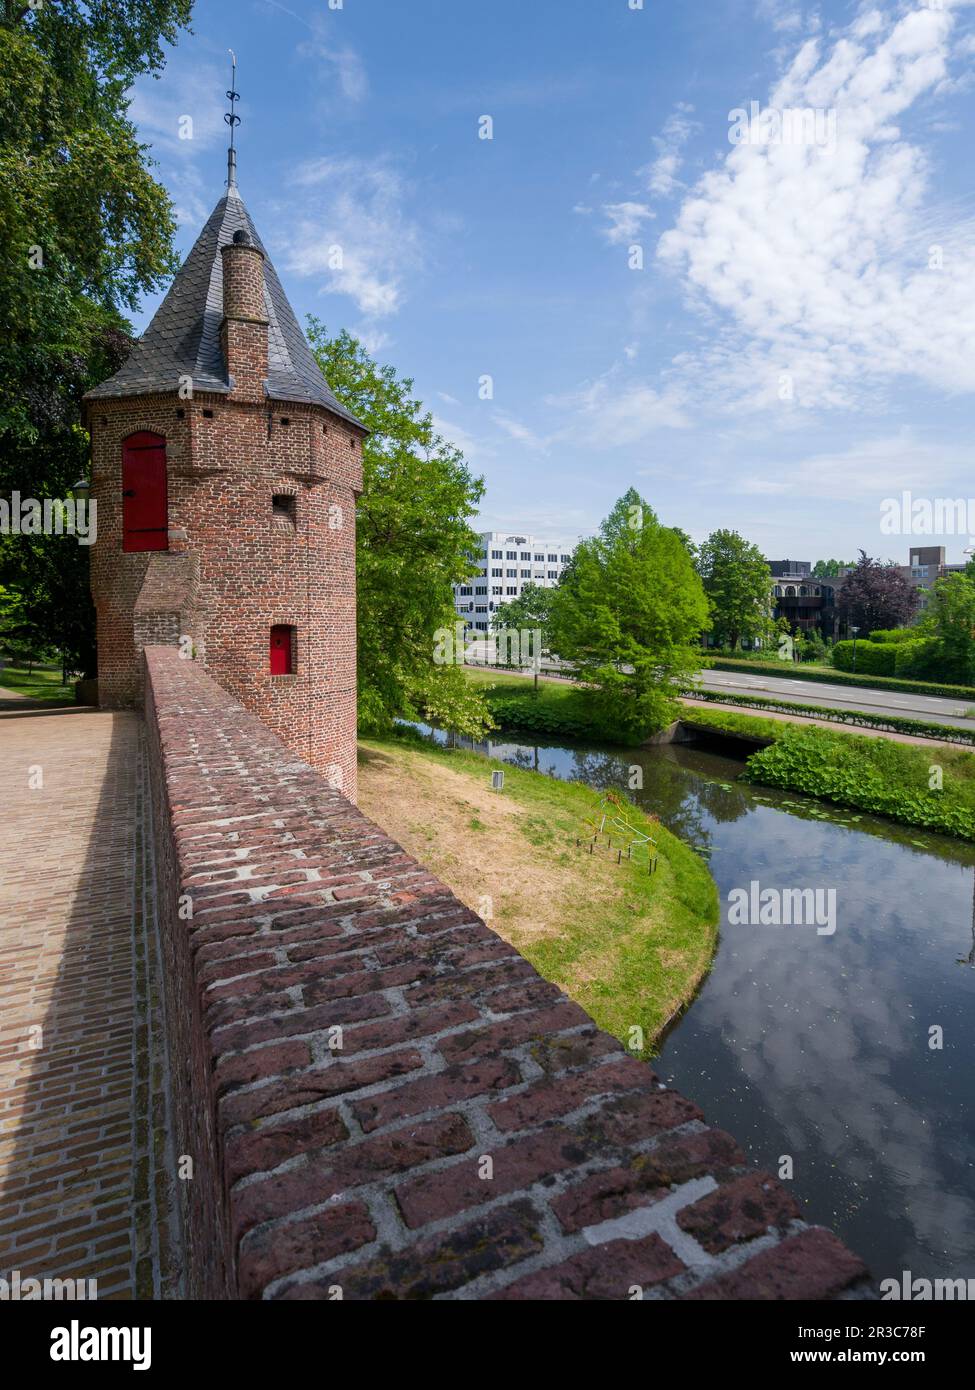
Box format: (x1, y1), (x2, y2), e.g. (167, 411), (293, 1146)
(708, 657), (975, 702)
(686, 690), (975, 745)
(832, 639), (896, 675)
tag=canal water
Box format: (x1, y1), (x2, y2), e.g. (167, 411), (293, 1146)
(413, 723), (975, 1285)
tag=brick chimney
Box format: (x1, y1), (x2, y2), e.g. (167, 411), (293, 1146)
(220, 229), (268, 401)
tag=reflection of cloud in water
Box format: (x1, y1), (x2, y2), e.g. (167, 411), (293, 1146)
(674, 803), (975, 1274)
(420, 720), (975, 1276)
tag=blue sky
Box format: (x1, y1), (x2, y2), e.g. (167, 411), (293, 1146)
(129, 0), (975, 562)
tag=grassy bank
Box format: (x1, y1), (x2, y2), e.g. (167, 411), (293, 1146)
(358, 730), (719, 1053)
(680, 706), (975, 842)
(465, 666), (634, 744)
(0, 661), (75, 703)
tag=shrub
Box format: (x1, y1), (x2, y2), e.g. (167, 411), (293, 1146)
(893, 638), (943, 680)
(869, 628), (916, 644)
(831, 639), (896, 675)
(742, 728), (975, 840)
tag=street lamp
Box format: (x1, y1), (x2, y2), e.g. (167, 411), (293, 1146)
(850, 625), (860, 671)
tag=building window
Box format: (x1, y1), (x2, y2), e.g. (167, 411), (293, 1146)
(491, 568), (502, 577)
(491, 585), (502, 595)
(548, 554), (557, 562)
(475, 585), (487, 595)
(520, 551), (531, 560)
(459, 586), (473, 596)
(506, 569), (516, 578)
(506, 586), (517, 595)
(548, 570), (557, 579)
(491, 550), (502, 559)
(270, 625), (295, 675)
(534, 553), (544, 561)
(560, 554), (570, 562)
(506, 550), (517, 559)
(521, 569), (531, 578)
(272, 494), (296, 525)
(122, 431), (168, 553)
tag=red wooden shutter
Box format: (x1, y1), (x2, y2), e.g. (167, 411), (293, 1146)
(270, 626), (293, 674)
(122, 432), (168, 553)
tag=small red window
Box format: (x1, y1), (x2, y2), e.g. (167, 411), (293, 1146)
(122, 431), (168, 552)
(270, 625), (294, 675)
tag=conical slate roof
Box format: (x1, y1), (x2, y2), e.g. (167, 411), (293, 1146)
(87, 186), (361, 427)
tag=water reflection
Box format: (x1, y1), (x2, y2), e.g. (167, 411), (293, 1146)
(407, 721), (975, 1282)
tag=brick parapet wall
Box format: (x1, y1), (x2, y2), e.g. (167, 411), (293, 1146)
(144, 646), (871, 1301)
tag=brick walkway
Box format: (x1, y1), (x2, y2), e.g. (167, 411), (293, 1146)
(0, 706), (145, 1299)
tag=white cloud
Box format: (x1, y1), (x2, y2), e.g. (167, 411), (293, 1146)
(283, 157), (423, 319)
(549, 367), (690, 446)
(642, 103), (699, 197)
(658, 4), (975, 411)
(601, 201), (655, 244)
(737, 432), (974, 503)
(755, 0), (805, 35)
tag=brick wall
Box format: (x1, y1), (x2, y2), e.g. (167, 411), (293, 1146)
(90, 390), (362, 800)
(144, 646), (870, 1301)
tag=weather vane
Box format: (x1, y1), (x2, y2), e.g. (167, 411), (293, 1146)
(225, 49), (240, 189)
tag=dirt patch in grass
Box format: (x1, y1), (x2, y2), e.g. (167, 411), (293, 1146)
(358, 735), (719, 1052)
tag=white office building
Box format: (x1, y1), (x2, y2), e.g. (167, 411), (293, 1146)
(453, 530), (574, 633)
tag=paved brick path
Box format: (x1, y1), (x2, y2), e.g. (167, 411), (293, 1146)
(0, 707), (143, 1299)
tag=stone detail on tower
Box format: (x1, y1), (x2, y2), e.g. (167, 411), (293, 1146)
(84, 183), (365, 800)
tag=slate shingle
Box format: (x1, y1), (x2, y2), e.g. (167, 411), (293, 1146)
(86, 188), (361, 428)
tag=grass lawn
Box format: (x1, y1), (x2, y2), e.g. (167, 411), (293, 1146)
(358, 731), (719, 1054)
(0, 661), (75, 703)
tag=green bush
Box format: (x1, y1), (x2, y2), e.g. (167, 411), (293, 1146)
(742, 728), (975, 840)
(870, 628), (916, 644)
(484, 696), (597, 742)
(831, 640), (896, 675)
(893, 638), (943, 680)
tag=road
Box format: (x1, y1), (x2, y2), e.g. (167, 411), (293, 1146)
(698, 667), (975, 732)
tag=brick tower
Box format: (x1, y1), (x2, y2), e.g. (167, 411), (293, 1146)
(84, 121), (365, 800)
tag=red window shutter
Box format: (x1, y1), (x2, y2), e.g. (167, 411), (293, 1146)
(270, 626), (293, 675)
(122, 432), (168, 553)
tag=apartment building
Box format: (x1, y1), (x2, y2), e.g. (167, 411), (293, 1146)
(453, 530), (573, 633)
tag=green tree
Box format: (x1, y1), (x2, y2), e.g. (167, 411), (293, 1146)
(548, 490), (709, 738)
(697, 529), (772, 650)
(307, 320), (491, 735)
(0, 0), (193, 665)
(924, 573), (975, 685)
(812, 559), (854, 579)
(492, 582), (554, 693)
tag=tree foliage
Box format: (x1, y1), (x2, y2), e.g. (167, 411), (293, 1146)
(837, 551), (920, 632)
(922, 572), (975, 686)
(548, 489), (710, 738)
(696, 528), (772, 650)
(0, 0), (193, 667)
(307, 320), (490, 735)
(812, 558), (854, 579)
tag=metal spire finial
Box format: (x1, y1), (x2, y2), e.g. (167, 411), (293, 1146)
(225, 49), (240, 190)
